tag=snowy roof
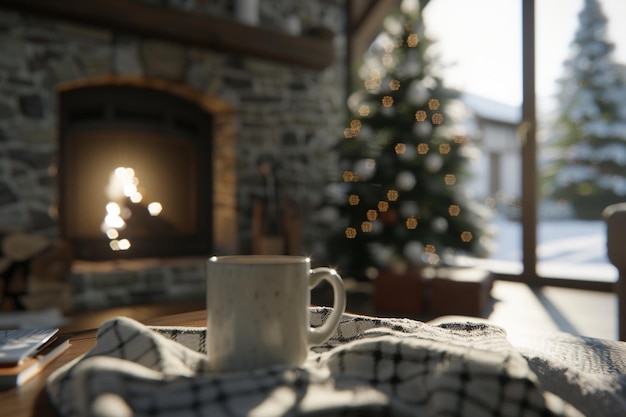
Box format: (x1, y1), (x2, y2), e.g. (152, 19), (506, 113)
(461, 93), (522, 125)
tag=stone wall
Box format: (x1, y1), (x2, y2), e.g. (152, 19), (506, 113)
(0, 0), (347, 310)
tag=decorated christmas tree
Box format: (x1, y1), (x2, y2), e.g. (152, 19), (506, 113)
(323, 0), (489, 280)
(544, 0), (626, 219)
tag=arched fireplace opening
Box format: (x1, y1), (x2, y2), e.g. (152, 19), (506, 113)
(57, 79), (235, 260)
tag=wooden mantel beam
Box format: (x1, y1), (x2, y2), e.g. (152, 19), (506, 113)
(0, 0), (335, 70)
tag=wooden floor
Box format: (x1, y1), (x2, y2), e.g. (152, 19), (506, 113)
(486, 280), (618, 344)
(328, 278), (619, 344)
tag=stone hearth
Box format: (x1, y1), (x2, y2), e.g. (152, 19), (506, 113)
(0, 0), (347, 311)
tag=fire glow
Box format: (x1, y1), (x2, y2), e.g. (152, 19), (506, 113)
(101, 166), (163, 251)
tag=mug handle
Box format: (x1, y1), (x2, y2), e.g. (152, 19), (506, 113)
(307, 267), (346, 346)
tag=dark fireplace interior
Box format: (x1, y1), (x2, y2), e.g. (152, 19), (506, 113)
(58, 82), (214, 260)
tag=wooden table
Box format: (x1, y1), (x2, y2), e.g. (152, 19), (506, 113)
(0, 310), (207, 417)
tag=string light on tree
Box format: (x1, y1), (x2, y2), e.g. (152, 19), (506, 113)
(427, 98), (440, 110)
(431, 113), (444, 125)
(342, 171), (357, 182)
(407, 33), (419, 47)
(444, 174), (456, 186)
(448, 204), (461, 216)
(461, 231), (473, 243)
(324, 0), (489, 279)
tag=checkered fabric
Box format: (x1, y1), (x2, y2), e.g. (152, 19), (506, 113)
(46, 307), (625, 417)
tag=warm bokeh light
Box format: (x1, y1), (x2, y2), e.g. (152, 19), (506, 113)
(406, 217), (418, 229)
(147, 202), (162, 216)
(444, 174), (457, 185)
(106, 167), (136, 201)
(425, 244), (436, 254)
(439, 143), (451, 154)
(461, 231), (473, 242)
(378, 201), (389, 212)
(345, 227), (357, 239)
(387, 189), (399, 201)
(358, 105), (370, 117)
(342, 170), (357, 182)
(348, 194), (360, 206)
(453, 135), (465, 144)
(104, 214), (124, 229)
(130, 192), (143, 203)
(415, 110), (427, 122)
(102, 165), (166, 252)
(381, 53), (393, 67)
(427, 98), (440, 110)
(395, 143), (407, 155)
(407, 33), (419, 47)
(347, 120), (362, 138)
(109, 238), (131, 251)
(448, 204), (461, 216)
(417, 143), (429, 155)
(106, 202), (120, 215)
(361, 221), (373, 232)
(366, 209), (378, 221)
(364, 69), (382, 90)
(389, 79), (401, 91)
(382, 96), (394, 107)
(431, 113), (444, 125)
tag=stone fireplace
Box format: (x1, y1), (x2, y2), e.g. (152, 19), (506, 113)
(58, 77), (237, 260)
(0, 0), (347, 310)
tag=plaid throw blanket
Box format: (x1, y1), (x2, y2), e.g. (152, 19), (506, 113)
(47, 308), (625, 417)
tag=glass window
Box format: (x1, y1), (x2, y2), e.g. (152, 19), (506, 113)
(536, 0), (625, 283)
(424, 0), (625, 284)
(423, 0), (524, 276)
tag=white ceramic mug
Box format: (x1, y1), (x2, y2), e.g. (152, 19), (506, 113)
(205, 255), (346, 372)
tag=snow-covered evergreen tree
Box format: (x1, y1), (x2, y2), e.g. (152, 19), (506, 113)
(322, 0), (489, 280)
(545, 0), (626, 219)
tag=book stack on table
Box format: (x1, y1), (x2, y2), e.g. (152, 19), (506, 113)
(0, 328), (70, 389)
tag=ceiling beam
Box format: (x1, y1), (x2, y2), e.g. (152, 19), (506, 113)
(0, 0), (335, 70)
(348, 0), (399, 65)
